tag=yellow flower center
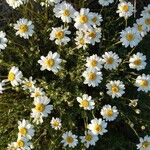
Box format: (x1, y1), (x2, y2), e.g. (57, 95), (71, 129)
(79, 38), (85, 45)
(35, 103), (45, 112)
(81, 99), (89, 108)
(45, 58), (55, 68)
(19, 127), (27, 135)
(55, 31), (64, 39)
(88, 31), (96, 39)
(17, 140), (24, 148)
(145, 18), (150, 25)
(111, 85), (119, 93)
(11, 148), (16, 150)
(8, 72), (15, 81)
(19, 24), (28, 33)
(106, 57), (114, 64)
(25, 82), (32, 87)
(85, 134), (92, 141)
(137, 25), (143, 32)
(63, 9), (70, 16)
(88, 72), (96, 80)
(126, 33), (134, 41)
(133, 59), (141, 66)
(120, 4), (129, 12)
(34, 91), (41, 97)
(66, 136), (74, 144)
(80, 15), (88, 24)
(140, 80), (149, 87)
(92, 16), (97, 23)
(94, 124), (102, 133)
(142, 141), (149, 148)
(106, 109), (113, 117)
(90, 60), (97, 67)
(52, 121), (59, 127)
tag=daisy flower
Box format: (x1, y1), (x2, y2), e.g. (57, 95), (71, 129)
(53, 1), (76, 23)
(117, 1), (134, 19)
(77, 94), (95, 110)
(31, 96), (53, 118)
(82, 68), (103, 87)
(90, 12), (103, 27)
(85, 27), (102, 45)
(88, 118), (108, 135)
(61, 131), (78, 148)
(129, 52), (147, 71)
(30, 87), (45, 98)
(85, 54), (103, 70)
(100, 105), (119, 121)
(102, 51), (121, 70)
(74, 8), (93, 30)
(50, 117), (62, 130)
(106, 80), (125, 98)
(14, 18), (34, 39)
(137, 135), (150, 150)
(6, 66), (23, 87)
(141, 4), (150, 16)
(120, 27), (142, 48)
(6, 0), (28, 9)
(14, 137), (31, 150)
(135, 74), (150, 93)
(98, 0), (114, 6)
(22, 77), (36, 91)
(80, 130), (99, 148)
(18, 119), (35, 140)
(133, 18), (147, 37)
(50, 26), (71, 45)
(0, 31), (8, 51)
(7, 142), (18, 150)
(38, 51), (62, 73)
(75, 30), (88, 50)
(0, 82), (5, 94)
(142, 14), (150, 32)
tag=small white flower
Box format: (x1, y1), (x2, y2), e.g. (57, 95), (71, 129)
(18, 119), (35, 140)
(80, 130), (99, 148)
(133, 18), (147, 37)
(85, 54), (103, 70)
(6, 66), (23, 87)
(120, 27), (142, 48)
(90, 12), (103, 27)
(102, 51), (121, 70)
(142, 14), (150, 32)
(117, 1), (134, 19)
(50, 117), (62, 130)
(74, 8), (93, 30)
(31, 96), (53, 118)
(77, 94), (95, 110)
(42, 0), (61, 6)
(30, 87), (45, 98)
(6, 0), (28, 9)
(38, 51), (62, 73)
(61, 131), (78, 148)
(100, 105), (119, 121)
(14, 136), (31, 150)
(14, 18), (34, 39)
(88, 118), (107, 135)
(7, 142), (18, 150)
(85, 27), (102, 45)
(98, 0), (114, 6)
(75, 30), (88, 50)
(106, 80), (125, 98)
(129, 99), (138, 107)
(0, 82), (5, 94)
(137, 135), (150, 150)
(53, 1), (76, 23)
(141, 4), (150, 16)
(0, 31), (8, 51)
(22, 77), (36, 91)
(135, 74), (150, 93)
(82, 68), (103, 87)
(50, 26), (71, 45)
(129, 52), (147, 71)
